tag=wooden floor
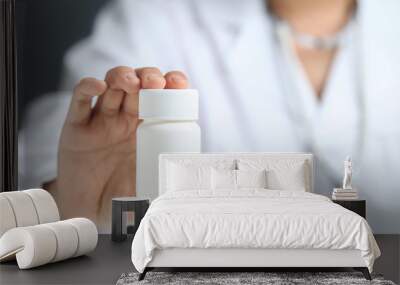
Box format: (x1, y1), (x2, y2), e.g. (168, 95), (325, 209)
(0, 235), (399, 285)
(374, 234), (400, 283)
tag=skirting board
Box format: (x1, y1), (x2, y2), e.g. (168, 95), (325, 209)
(148, 248), (366, 267)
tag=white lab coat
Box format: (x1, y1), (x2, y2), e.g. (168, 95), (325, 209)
(20, 0), (400, 233)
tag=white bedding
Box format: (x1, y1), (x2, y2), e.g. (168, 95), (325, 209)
(131, 190), (380, 273)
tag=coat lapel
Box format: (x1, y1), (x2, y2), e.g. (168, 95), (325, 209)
(193, 0), (302, 151)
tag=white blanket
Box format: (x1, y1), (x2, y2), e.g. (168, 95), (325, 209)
(131, 190), (380, 272)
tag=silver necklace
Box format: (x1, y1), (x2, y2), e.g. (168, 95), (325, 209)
(278, 20), (352, 50)
(291, 29), (346, 50)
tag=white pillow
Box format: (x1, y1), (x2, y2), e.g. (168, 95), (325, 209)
(211, 169), (236, 190)
(267, 164), (306, 191)
(237, 169), (267, 188)
(167, 163), (211, 191)
(211, 169), (268, 190)
(238, 159), (309, 191)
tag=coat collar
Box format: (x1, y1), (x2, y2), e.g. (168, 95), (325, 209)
(194, 0), (400, 89)
(192, 0), (265, 54)
(194, 0), (400, 131)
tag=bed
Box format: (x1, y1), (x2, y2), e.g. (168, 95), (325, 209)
(131, 153), (380, 280)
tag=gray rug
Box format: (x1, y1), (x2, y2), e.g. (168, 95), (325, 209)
(116, 272), (396, 285)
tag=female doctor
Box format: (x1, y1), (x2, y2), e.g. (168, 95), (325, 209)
(20, 0), (400, 233)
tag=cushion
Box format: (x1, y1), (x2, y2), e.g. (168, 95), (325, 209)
(64, 218), (98, 257)
(0, 218), (97, 269)
(211, 169), (268, 190)
(238, 159), (309, 191)
(42, 221), (79, 262)
(24, 189), (60, 224)
(236, 169), (268, 188)
(0, 189), (60, 237)
(167, 163), (212, 191)
(166, 159), (236, 192)
(211, 169), (236, 190)
(0, 196), (16, 237)
(0, 191), (39, 227)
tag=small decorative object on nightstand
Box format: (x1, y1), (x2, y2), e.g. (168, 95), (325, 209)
(332, 156), (359, 200)
(112, 197), (150, 242)
(332, 199), (366, 219)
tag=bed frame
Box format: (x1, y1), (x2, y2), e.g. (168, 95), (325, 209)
(139, 153), (371, 280)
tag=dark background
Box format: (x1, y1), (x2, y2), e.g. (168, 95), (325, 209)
(1, 0), (18, 192)
(16, 0), (109, 126)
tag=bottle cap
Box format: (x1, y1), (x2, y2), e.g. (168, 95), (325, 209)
(139, 89), (198, 120)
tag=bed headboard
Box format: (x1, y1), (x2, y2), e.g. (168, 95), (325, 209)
(159, 153), (314, 195)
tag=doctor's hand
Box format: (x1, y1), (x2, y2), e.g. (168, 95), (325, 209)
(45, 67), (188, 232)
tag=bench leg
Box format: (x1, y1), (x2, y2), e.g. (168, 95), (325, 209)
(138, 268), (149, 281)
(354, 267), (371, 280)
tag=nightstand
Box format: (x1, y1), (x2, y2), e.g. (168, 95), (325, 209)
(332, 199), (366, 218)
(112, 197), (150, 242)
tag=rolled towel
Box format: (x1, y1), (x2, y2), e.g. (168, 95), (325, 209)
(0, 218), (97, 269)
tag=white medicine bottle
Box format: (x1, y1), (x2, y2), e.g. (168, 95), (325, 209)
(136, 89), (201, 200)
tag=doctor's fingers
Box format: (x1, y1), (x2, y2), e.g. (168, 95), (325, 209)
(164, 71), (189, 89)
(120, 67), (167, 116)
(135, 67), (166, 89)
(136, 68), (188, 89)
(95, 66), (141, 117)
(98, 67), (166, 117)
(67, 77), (107, 125)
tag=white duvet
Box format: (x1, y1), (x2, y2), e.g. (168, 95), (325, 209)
(131, 190), (380, 273)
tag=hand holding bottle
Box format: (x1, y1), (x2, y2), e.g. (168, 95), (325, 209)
(46, 67), (188, 231)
